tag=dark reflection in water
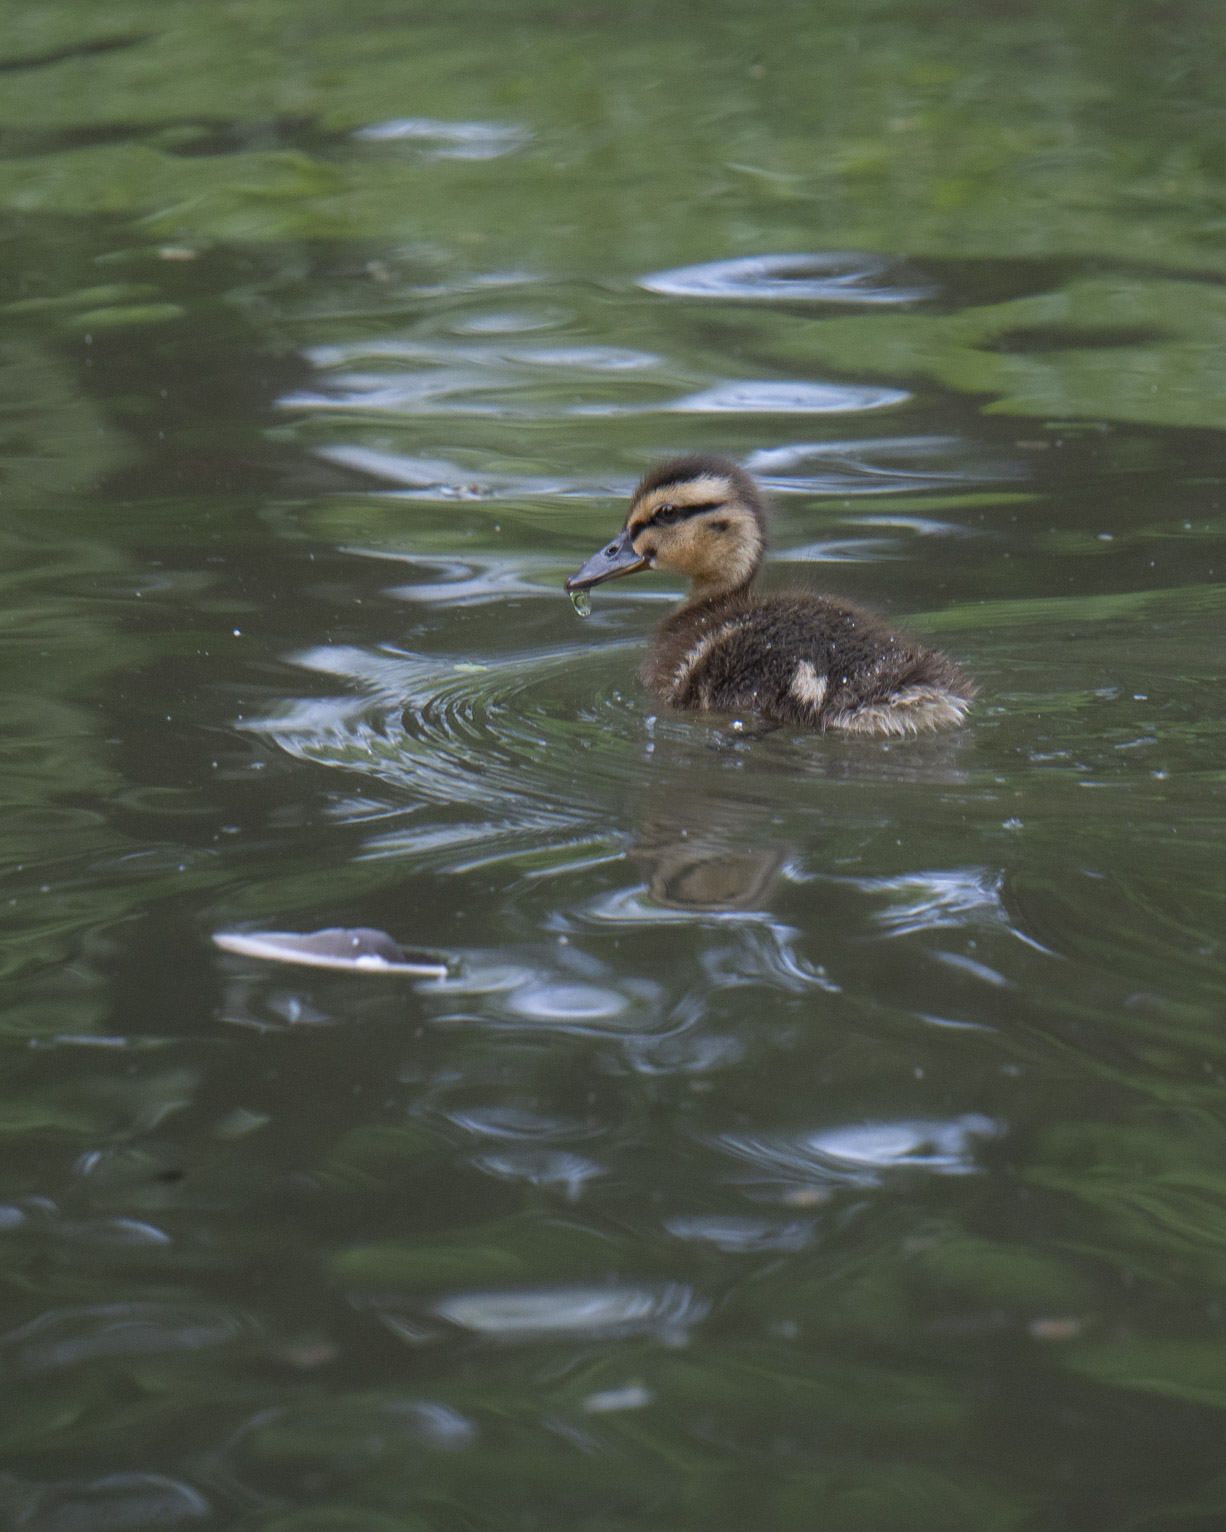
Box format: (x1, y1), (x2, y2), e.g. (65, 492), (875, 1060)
(628, 800), (790, 913)
(2, 105), (1226, 1532)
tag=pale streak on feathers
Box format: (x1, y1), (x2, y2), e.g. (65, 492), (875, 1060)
(671, 618), (750, 698)
(826, 685), (973, 736)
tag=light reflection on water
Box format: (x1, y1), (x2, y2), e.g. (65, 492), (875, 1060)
(710, 1115), (1002, 1191)
(313, 434), (1010, 501)
(353, 118), (534, 159)
(286, 369), (907, 420)
(1, 1302), (247, 1376)
(430, 1283), (708, 1342)
(638, 252), (934, 304)
(472, 1149), (606, 1196)
(6, 1474), (212, 1532)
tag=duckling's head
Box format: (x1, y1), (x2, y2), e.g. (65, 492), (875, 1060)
(566, 455), (767, 603)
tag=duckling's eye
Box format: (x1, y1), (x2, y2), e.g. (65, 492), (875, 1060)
(654, 504), (679, 525)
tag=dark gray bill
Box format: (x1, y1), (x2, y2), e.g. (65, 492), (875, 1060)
(565, 528), (650, 592)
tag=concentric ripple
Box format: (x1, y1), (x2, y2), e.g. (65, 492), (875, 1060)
(245, 639), (655, 871)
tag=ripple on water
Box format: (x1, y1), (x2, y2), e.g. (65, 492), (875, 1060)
(669, 380), (909, 414)
(663, 1214), (816, 1253)
(314, 446), (596, 498)
(710, 1114), (1002, 1191)
(246, 642), (651, 871)
(442, 1105), (601, 1140)
(429, 967), (663, 1037)
(301, 437), (1003, 562)
(353, 118), (533, 159)
(639, 252), (934, 304)
(382, 553), (570, 604)
(284, 332), (675, 422)
(16, 1473), (210, 1532)
(0, 1301), (246, 1375)
(851, 866), (1053, 953)
(305, 340), (660, 371)
(506, 980), (630, 1022)
(0, 1198), (170, 1248)
(431, 1282), (707, 1343)
(572, 890), (836, 991)
(448, 308), (568, 334)
(292, 372), (905, 420)
(220, 1398), (479, 1495)
(286, 327), (906, 421)
(745, 435), (1018, 496)
(472, 1149), (607, 1195)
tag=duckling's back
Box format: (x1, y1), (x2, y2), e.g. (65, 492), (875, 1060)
(642, 591), (973, 736)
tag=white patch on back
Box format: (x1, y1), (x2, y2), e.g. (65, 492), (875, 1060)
(789, 660), (828, 711)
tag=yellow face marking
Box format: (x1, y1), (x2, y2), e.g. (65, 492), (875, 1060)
(620, 472), (763, 597)
(626, 474), (734, 538)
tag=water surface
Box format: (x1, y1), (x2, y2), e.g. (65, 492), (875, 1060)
(2, 4), (1226, 1530)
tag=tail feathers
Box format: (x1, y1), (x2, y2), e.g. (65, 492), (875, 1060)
(826, 683), (973, 737)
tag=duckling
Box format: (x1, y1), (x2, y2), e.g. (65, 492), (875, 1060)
(565, 455), (974, 735)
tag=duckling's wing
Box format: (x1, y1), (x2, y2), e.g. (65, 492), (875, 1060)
(672, 606), (820, 719)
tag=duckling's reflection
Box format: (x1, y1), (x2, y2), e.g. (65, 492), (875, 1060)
(627, 773), (790, 913)
(632, 825), (785, 911)
(621, 696), (976, 914)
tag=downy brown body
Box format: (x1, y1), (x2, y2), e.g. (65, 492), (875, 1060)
(566, 455), (974, 735)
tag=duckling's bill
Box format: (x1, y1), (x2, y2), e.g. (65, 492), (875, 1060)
(565, 528), (649, 594)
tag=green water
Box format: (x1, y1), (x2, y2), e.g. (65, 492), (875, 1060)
(2, 3), (1226, 1529)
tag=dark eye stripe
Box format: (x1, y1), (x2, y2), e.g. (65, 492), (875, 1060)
(651, 499), (726, 526)
(628, 500), (728, 538)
